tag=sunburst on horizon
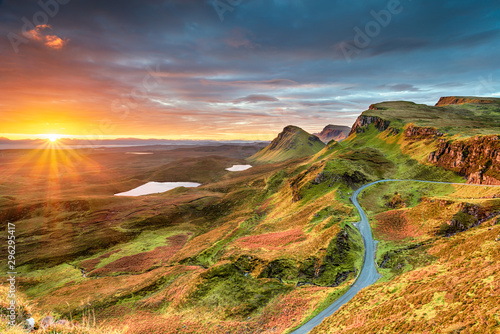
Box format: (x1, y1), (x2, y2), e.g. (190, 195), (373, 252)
(45, 134), (61, 142)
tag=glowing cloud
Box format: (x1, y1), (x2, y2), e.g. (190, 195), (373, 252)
(24, 25), (69, 50)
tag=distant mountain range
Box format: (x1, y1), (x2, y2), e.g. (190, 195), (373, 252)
(0, 137), (269, 149)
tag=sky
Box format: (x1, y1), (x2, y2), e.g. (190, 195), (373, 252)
(1, 0), (500, 141)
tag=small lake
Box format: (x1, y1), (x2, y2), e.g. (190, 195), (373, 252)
(226, 165), (252, 172)
(115, 182), (201, 196)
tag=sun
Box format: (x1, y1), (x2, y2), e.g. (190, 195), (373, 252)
(46, 134), (60, 142)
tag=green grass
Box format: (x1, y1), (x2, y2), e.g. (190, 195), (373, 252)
(281, 224), (364, 287)
(299, 180), (341, 204)
(18, 263), (84, 299)
(359, 181), (457, 282)
(4, 99), (498, 332)
(375, 240), (436, 282)
(265, 170), (289, 195)
(189, 214), (264, 267)
(80, 228), (189, 270)
(359, 181), (456, 216)
(364, 100), (500, 137)
(340, 126), (464, 182)
(312, 224), (363, 286)
(308, 206), (343, 232)
(187, 262), (293, 318)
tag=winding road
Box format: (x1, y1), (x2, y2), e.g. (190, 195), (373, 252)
(290, 179), (500, 334)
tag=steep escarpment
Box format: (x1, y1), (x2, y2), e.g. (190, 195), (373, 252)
(435, 96), (500, 107)
(250, 125), (325, 163)
(314, 124), (351, 143)
(345, 98), (499, 185)
(348, 115), (391, 136)
(428, 135), (500, 185)
(350, 98), (499, 137)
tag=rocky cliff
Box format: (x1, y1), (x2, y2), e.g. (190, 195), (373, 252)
(404, 124), (443, 139)
(347, 99), (500, 185)
(428, 135), (500, 185)
(435, 96), (499, 107)
(348, 115), (390, 136)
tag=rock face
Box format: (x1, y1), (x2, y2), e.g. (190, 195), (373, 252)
(404, 124), (443, 139)
(428, 135), (500, 185)
(348, 115), (390, 136)
(314, 124), (351, 143)
(435, 96), (498, 107)
(436, 202), (499, 236)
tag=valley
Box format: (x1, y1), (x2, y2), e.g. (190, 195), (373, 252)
(1, 97), (499, 333)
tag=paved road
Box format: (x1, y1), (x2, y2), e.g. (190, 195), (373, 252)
(290, 179), (500, 334)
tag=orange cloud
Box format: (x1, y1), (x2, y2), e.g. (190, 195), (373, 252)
(45, 35), (66, 49)
(24, 25), (69, 50)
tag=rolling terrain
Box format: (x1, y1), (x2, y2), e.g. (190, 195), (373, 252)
(1, 97), (499, 333)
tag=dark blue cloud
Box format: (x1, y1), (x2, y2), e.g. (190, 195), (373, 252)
(1, 0), (500, 137)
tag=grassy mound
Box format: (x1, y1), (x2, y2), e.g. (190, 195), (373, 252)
(250, 126), (325, 163)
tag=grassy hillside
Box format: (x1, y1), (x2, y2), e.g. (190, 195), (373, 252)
(250, 125), (325, 163)
(311, 182), (500, 333)
(361, 99), (500, 137)
(349, 97), (500, 184)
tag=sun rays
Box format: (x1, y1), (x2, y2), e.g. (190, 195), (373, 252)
(46, 134), (60, 142)
(0, 137), (107, 205)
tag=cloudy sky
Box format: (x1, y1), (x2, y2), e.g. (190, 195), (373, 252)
(1, 0), (499, 140)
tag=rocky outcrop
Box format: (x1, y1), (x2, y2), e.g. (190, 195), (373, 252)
(312, 169), (369, 188)
(314, 124), (351, 143)
(437, 203), (500, 236)
(404, 125), (443, 139)
(368, 104), (387, 110)
(435, 96), (498, 107)
(428, 135), (500, 185)
(349, 115), (390, 136)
